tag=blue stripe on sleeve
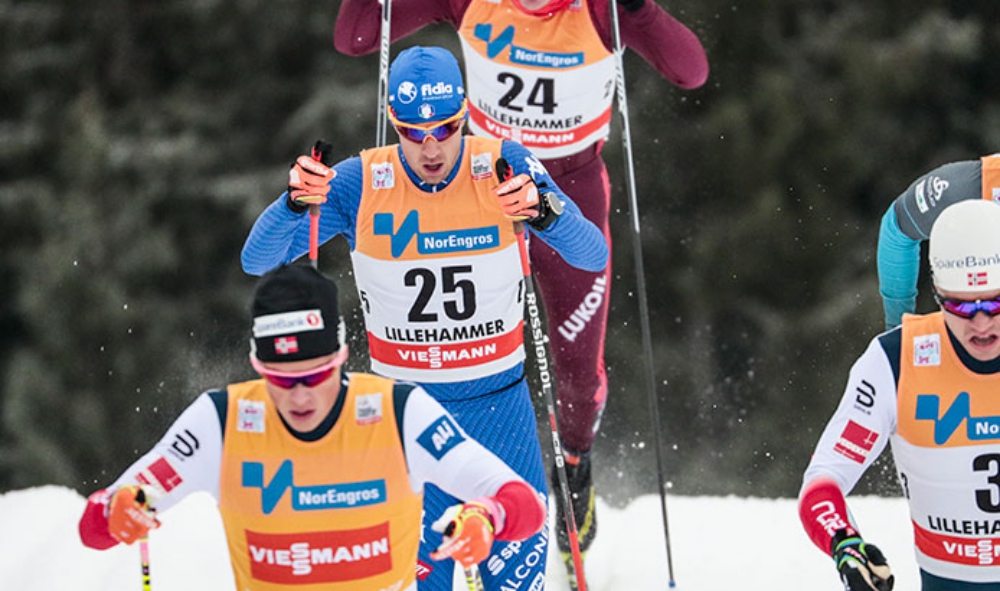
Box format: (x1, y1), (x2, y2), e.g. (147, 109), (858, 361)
(876, 206), (921, 329)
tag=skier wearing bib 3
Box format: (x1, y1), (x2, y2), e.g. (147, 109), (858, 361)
(78, 264), (546, 591)
(241, 46), (608, 590)
(800, 200), (1000, 590)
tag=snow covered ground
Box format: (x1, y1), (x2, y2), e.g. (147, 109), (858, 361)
(0, 486), (920, 590)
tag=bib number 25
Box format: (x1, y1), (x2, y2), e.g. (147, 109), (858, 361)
(405, 265), (477, 322)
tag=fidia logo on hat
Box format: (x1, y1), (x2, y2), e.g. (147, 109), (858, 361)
(389, 46), (466, 125)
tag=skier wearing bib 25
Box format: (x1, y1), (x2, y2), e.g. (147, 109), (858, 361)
(335, 0), (708, 569)
(78, 264), (546, 591)
(800, 200), (1000, 591)
(241, 46), (608, 590)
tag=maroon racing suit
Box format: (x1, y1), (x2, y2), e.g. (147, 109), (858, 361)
(335, 0), (708, 454)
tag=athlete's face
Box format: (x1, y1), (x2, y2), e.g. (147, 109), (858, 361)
(938, 287), (1000, 362)
(397, 123), (464, 186)
(259, 354), (342, 433)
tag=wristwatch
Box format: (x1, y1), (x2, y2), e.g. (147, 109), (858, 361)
(529, 191), (563, 230)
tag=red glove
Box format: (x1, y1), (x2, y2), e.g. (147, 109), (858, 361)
(429, 501), (497, 567)
(107, 485), (160, 545)
(288, 156), (335, 206)
(493, 173), (541, 222)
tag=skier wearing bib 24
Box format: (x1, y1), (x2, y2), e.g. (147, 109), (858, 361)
(334, 0), (708, 568)
(78, 264), (546, 591)
(241, 47), (608, 590)
(877, 153), (1000, 330)
(800, 200), (1000, 590)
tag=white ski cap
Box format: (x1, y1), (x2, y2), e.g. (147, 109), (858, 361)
(929, 200), (1000, 292)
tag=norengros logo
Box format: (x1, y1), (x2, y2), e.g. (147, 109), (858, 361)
(473, 24), (583, 68)
(242, 460), (386, 514)
(374, 211), (499, 258)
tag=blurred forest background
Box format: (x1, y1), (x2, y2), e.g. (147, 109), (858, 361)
(2, 0), (1000, 503)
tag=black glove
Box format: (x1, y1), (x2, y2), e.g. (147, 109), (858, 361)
(832, 530), (894, 591)
(528, 191), (562, 230)
(619, 0), (644, 12)
(285, 140), (336, 214)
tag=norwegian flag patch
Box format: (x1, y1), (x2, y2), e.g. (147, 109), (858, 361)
(274, 336), (298, 355)
(969, 271), (989, 287)
(136, 457), (183, 495)
(833, 420), (879, 464)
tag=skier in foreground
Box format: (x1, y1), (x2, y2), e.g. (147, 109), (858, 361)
(335, 0), (708, 575)
(799, 200), (1000, 590)
(877, 153), (1000, 329)
(78, 264), (546, 591)
(241, 46), (608, 590)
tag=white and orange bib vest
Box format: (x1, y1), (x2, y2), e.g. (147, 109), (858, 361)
(217, 376), (422, 591)
(894, 313), (1000, 582)
(457, 0), (616, 159)
(351, 137), (526, 383)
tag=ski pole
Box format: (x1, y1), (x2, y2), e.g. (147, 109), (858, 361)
(464, 564), (485, 591)
(608, 1), (676, 586)
(134, 486), (155, 591)
(308, 200), (320, 269)
(139, 537), (152, 591)
(495, 158), (588, 591)
(375, 0), (392, 147)
(307, 140), (334, 268)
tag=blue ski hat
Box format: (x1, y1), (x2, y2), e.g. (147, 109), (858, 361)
(388, 46), (467, 126)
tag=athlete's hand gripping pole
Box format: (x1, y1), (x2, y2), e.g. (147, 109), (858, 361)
(107, 485), (159, 590)
(430, 502), (494, 590)
(494, 158), (588, 591)
(287, 140), (335, 268)
(309, 141), (335, 268)
(107, 485), (160, 545)
(833, 530), (894, 591)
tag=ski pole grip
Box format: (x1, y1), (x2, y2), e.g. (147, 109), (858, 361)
(311, 140), (335, 166)
(494, 157), (512, 182)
